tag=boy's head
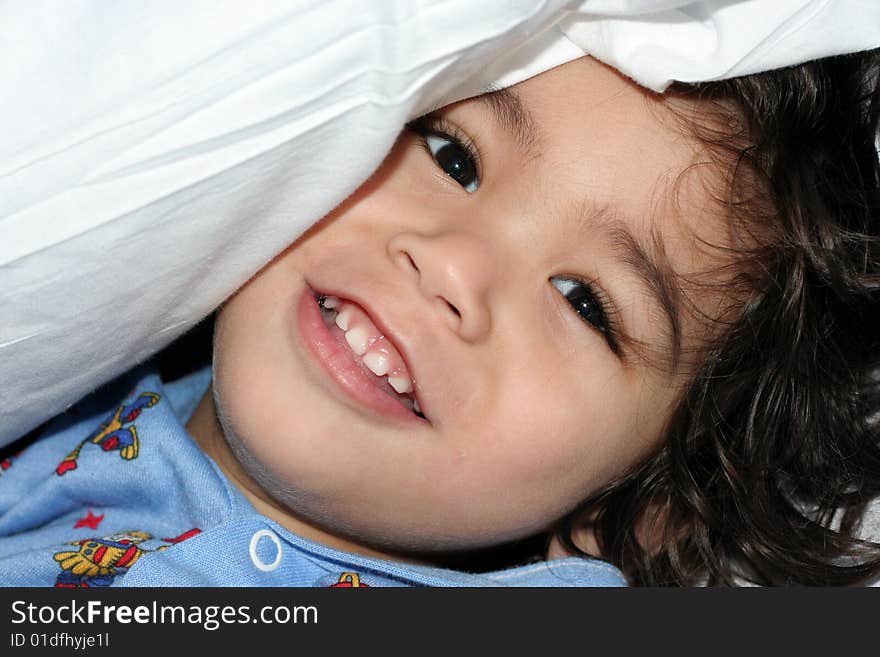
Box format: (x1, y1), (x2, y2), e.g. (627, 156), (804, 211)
(190, 52), (880, 582)
(192, 56), (745, 556)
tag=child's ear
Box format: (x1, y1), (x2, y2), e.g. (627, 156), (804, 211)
(546, 524), (600, 560)
(545, 534), (571, 560)
(546, 502), (671, 561)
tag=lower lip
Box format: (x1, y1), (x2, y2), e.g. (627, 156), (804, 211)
(296, 285), (424, 425)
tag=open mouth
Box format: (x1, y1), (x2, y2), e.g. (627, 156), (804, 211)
(308, 290), (426, 421)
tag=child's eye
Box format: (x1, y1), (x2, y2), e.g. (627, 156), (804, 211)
(407, 116), (481, 193)
(551, 276), (620, 354)
(424, 134), (479, 193)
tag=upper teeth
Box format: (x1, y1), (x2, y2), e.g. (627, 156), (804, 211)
(388, 374), (413, 395)
(320, 294), (417, 400)
(362, 350), (391, 376)
(343, 324), (369, 354)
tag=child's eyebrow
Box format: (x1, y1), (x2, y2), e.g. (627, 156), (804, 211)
(583, 205), (683, 368)
(477, 86), (540, 156)
(607, 219), (683, 368)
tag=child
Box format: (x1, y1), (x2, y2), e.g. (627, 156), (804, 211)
(1, 52), (878, 587)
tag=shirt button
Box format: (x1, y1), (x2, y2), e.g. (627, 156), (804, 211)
(249, 528), (283, 572)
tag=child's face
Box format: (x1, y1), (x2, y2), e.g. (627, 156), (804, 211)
(209, 57), (735, 555)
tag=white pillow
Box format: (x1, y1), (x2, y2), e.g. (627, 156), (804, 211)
(2, 0), (878, 447)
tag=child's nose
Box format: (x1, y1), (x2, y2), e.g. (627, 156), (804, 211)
(387, 230), (494, 342)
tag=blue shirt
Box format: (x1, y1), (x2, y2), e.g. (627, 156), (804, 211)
(0, 366), (627, 587)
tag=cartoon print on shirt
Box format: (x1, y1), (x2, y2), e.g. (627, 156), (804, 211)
(330, 572), (370, 587)
(0, 449), (25, 479)
(55, 392), (160, 476)
(162, 528), (201, 544)
(53, 528), (201, 587)
(53, 531), (153, 587)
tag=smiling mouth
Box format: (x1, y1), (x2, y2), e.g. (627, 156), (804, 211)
(311, 291), (426, 421)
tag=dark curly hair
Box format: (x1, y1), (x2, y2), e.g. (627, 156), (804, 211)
(554, 49), (880, 586)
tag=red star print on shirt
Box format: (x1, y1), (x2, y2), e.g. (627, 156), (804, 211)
(73, 510), (104, 530)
